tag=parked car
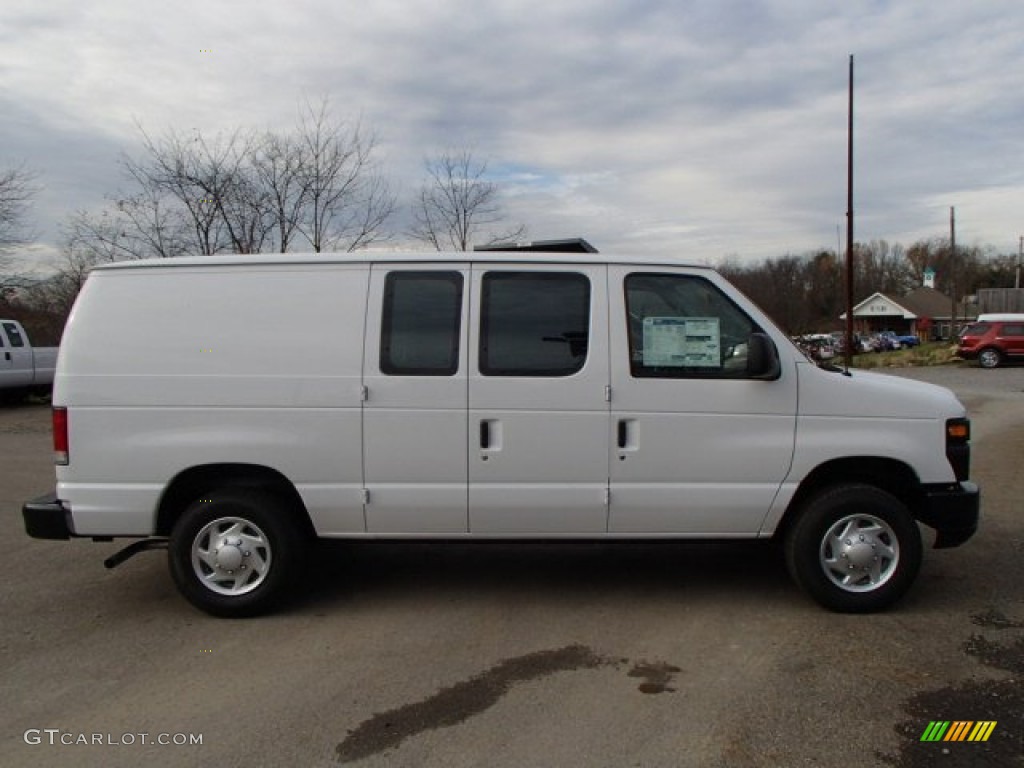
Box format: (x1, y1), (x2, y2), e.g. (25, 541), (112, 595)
(23, 252), (979, 616)
(871, 332), (905, 352)
(795, 334), (836, 362)
(837, 333), (874, 354)
(0, 320), (58, 397)
(956, 315), (1024, 368)
(893, 333), (921, 348)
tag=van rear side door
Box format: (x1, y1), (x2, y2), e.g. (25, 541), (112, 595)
(607, 267), (797, 534)
(468, 264), (610, 534)
(362, 265), (470, 533)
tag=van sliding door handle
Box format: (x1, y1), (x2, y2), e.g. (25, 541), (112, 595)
(617, 419), (637, 451)
(480, 420), (491, 449)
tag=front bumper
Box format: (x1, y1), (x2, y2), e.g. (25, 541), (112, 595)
(23, 492), (74, 540)
(917, 481), (980, 548)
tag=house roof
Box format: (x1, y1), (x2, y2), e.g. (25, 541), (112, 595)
(844, 292), (916, 320)
(841, 286), (958, 320)
(900, 286), (956, 319)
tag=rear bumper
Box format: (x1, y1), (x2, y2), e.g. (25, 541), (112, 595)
(918, 482), (980, 548)
(23, 492), (74, 540)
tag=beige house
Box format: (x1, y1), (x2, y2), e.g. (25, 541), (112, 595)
(841, 286), (975, 340)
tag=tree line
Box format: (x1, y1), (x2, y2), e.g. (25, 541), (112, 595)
(1, 99), (1021, 341)
(720, 240), (1019, 334)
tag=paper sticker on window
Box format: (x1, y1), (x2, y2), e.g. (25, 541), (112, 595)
(642, 317), (721, 367)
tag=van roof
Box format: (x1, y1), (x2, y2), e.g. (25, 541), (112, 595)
(92, 251), (712, 272)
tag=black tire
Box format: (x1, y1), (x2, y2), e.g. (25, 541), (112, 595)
(977, 347), (1002, 369)
(168, 489), (306, 617)
(784, 484), (922, 613)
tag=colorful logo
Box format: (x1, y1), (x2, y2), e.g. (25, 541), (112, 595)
(920, 721), (997, 742)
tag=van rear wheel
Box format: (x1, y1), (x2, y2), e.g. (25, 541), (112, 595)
(169, 490), (305, 617)
(784, 484), (922, 613)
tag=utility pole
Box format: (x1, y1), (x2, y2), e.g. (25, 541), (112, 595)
(844, 55), (855, 371)
(949, 207), (956, 340)
(1017, 236), (1022, 290)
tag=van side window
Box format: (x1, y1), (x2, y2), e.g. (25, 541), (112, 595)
(380, 272), (463, 376)
(2, 323), (24, 348)
(480, 272), (589, 377)
(625, 273), (758, 378)
(1002, 324), (1024, 336)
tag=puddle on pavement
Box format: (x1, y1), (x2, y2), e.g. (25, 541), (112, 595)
(881, 609), (1024, 768)
(628, 660), (681, 694)
(335, 644), (680, 763)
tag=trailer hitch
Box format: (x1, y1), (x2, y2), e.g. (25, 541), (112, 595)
(104, 538), (169, 569)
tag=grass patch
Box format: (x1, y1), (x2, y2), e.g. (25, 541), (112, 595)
(846, 342), (965, 369)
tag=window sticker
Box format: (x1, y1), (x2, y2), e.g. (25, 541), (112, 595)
(642, 317), (720, 367)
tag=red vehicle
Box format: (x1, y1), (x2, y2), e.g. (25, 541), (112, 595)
(956, 315), (1024, 368)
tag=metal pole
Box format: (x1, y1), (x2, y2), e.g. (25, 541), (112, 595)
(844, 55), (855, 371)
(950, 207), (956, 339)
(1016, 236), (1022, 290)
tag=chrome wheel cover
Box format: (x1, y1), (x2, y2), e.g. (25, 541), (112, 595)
(819, 513), (899, 592)
(191, 517), (272, 596)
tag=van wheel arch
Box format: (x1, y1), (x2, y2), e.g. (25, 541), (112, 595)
(156, 463), (314, 540)
(775, 457), (923, 542)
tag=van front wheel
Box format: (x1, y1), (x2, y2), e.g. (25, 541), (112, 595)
(784, 484), (922, 613)
(169, 490), (305, 617)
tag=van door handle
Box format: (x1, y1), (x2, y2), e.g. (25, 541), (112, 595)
(617, 419), (637, 451)
(480, 420), (491, 449)
(3, 351), (9, 361)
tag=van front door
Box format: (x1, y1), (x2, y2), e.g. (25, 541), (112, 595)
(362, 266), (469, 533)
(468, 264), (610, 534)
(607, 267), (797, 534)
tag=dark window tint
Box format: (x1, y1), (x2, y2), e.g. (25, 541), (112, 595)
(480, 272), (590, 377)
(625, 273), (758, 378)
(1002, 324), (1024, 336)
(380, 272), (462, 375)
(2, 323), (24, 347)
(960, 323), (990, 337)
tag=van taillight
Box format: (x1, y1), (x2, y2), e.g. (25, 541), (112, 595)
(53, 407), (68, 465)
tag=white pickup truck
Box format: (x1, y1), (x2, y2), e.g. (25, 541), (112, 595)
(0, 319), (57, 395)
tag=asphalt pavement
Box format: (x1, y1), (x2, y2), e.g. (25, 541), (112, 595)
(1, 366), (1021, 767)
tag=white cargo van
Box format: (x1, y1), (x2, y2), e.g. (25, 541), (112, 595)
(23, 253), (979, 616)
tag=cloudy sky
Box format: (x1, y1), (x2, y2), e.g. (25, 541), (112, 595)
(2, 0), (1022, 269)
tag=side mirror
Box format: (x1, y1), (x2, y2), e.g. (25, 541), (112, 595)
(747, 333), (782, 380)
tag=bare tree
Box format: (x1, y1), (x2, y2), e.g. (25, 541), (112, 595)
(0, 163), (39, 252)
(0, 163), (41, 295)
(295, 100), (394, 252)
(252, 130), (307, 253)
(112, 101), (393, 256)
(126, 126), (271, 254)
(410, 149), (526, 251)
